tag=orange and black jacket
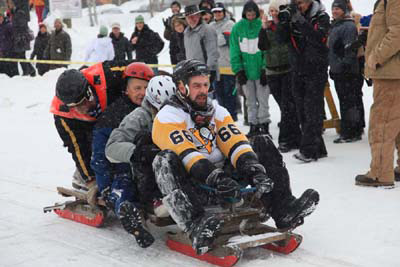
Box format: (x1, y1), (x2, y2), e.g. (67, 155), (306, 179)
(50, 60), (133, 121)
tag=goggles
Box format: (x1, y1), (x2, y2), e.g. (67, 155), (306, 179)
(66, 86), (93, 107)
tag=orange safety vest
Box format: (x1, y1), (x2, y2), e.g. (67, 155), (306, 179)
(50, 64), (108, 121)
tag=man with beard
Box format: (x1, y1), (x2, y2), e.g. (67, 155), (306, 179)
(151, 59), (320, 255)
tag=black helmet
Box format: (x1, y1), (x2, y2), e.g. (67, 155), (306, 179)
(172, 59), (214, 126)
(56, 69), (90, 105)
(173, 59), (209, 89)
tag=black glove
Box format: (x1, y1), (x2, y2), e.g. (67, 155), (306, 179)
(236, 70), (247, 86)
(248, 164), (274, 198)
(131, 131), (159, 163)
(162, 18), (168, 27)
(260, 69), (268, 86)
(206, 169), (241, 199)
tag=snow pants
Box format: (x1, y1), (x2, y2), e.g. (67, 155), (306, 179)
(268, 72), (301, 147)
(292, 71), (327, 159)
(216, 75), (237, 121)
(54, 115), (95, 183)
(367, 79), (400, 183)
(152, 135), (294, 232)
(243, 79), (271, 125)
(333, 74), (365, 138)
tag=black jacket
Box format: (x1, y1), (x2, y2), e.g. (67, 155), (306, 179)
(170, 31), (186, 64)
(130, 24), (164, 64)
(109, 32), (132, 61)
(328, 17), (359, 76)
(277, 0), (330, 74)
(31, 32), (50, 59)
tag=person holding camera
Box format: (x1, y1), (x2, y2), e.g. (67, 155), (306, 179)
(328, 0), (364, 143)
(276, 0), (330, 162)
(163, 1), (182, 65)
(258, 0), (301, 152)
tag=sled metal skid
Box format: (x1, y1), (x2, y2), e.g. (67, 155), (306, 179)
(43, 187), (106, 227)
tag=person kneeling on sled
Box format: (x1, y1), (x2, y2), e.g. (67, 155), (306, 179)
(105, 75), (177, 248)
(51, 60), (134, 193)
(151, 59), (320, 255)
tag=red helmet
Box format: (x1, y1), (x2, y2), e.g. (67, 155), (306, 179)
(123, 62), (154, 81)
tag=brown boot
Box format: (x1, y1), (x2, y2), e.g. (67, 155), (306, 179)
(355, 174), (394, 187)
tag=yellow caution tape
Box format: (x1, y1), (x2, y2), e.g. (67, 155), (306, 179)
(0, 58), (235, 75)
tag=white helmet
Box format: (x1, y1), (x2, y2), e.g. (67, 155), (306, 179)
(145, 75), (177, 110)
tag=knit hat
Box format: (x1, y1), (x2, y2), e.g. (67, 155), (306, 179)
(269, 0), (289, 11)
(135, 15), (144, 24)
(332, 0), (348, 13)
(111, 22), (121, 29)
(99, 25), (108, 36)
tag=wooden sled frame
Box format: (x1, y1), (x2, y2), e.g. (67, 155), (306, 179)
(45, 187), (303, 266)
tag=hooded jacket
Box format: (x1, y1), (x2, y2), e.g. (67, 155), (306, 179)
(230, 1), (266, 80)
(328, 16), (359, 75)
(84, 36), (115, 63)
(277, 0), (330, 74)
(365, 0), (400, 79)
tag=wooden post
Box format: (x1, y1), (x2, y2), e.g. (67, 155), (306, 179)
(323, 82), (341, 133)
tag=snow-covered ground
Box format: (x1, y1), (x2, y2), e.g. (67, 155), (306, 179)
(2, 1), (400, 267)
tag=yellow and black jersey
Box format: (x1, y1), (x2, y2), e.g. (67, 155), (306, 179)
(152, 100), (255, 182)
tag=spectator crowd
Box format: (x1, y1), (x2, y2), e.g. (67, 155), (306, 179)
(1, 0), (399, 187)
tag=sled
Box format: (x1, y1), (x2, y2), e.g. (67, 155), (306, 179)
(166, 206), (302, 267)
(44, 187), (303, 266)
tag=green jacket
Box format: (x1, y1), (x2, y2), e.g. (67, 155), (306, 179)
(230, 18), (265, 80)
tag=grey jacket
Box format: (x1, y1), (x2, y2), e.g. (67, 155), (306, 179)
(184, 22), (219, 71)
(210, 17), (234, 70)
(105, 100), (154, 165)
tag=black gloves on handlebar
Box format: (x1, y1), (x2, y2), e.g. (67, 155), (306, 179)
(206, 169), (241, 199)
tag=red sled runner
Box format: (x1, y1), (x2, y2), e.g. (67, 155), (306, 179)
(44, 187), (302, 267)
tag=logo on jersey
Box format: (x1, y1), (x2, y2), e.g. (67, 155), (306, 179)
(189, 124), (216, 153)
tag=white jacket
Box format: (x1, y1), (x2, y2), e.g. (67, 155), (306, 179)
(84, 36), (115, 63)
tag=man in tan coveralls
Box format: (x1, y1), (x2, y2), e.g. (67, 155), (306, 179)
(355, 0), (400, 187)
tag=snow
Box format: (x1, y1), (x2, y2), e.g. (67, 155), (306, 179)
(1, 1), (399, 267)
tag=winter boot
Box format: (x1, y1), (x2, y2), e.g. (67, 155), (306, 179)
(118, 201), (155, 248)
(355, 174), (394, 187)
(247, 124), (259, 138)
(273, 189), (319, 230)
(293, 152), (316, 163)
(259, 123), (272, 139)
(72, 169), (88, 191)
(188, 214), (223, 255)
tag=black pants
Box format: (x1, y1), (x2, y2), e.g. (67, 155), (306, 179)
(268, 72), (301, 146)
(333, 74), (365, 138)
(14, 51), (35, 75)
(54, 115), (95, 182)
(0, 52), (19, 77)
(153, 135), (294, 227)
(292, 71), (327, 158)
